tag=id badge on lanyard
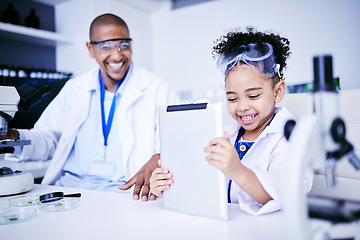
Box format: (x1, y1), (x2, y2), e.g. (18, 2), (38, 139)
(88, 161), (115, 178)
(88, 72), (123, 178)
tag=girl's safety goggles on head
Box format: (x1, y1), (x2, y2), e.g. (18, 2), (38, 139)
(90, 38), (132, 54)
(217, 42), (279, 78)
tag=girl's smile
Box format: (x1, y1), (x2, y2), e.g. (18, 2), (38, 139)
(238, 113), (258, 125)
(225, 64), (285, 140)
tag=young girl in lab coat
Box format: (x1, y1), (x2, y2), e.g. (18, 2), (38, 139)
(150, 27), (313, 215)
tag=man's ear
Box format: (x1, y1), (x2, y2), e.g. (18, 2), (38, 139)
(86, 42), (95, 59)
(274, 81), (286, 103)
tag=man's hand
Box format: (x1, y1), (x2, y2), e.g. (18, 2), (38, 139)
(0, 128), (19, 140)
(118, 154), (160, 201)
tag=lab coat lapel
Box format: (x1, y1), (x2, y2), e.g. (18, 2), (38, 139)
(258, 107), (293, 140)
(68, 69), (97, 137)
(118, 67), (150, 177)
(242, 107), (294, 167)
(44, 69), (96, 184)
(48, 90), (91, 184)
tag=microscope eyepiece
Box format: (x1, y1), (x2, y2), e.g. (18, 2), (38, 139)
(313, 55), (335, 92)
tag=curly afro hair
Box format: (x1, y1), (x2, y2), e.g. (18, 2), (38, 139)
(213, 26), (291, 80)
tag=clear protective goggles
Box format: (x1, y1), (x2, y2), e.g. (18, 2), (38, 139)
(216, 42), (279, 78)
(90, 38), (132, 54)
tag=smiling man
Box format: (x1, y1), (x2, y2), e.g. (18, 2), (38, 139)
(86, 15), (132, 92)
(3, 13), (178, 201)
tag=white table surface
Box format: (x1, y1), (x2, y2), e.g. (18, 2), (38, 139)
(0, 184), (289, 240)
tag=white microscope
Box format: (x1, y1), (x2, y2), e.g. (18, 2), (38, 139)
(284, 55), (360, 239)
(0, 85), (33, 196)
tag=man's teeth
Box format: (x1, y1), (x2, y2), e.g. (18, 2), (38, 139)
(241, 114), (255, 121)
(109, 62), (124, 68)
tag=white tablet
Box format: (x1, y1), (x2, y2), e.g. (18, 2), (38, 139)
(159, 102), (228, 221)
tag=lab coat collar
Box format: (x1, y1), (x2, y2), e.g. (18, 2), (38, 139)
(86, 63), (135, 94)
(118, 64), (152, 108)
(78, 62), (152, 110)
(77, 63), (148, 109)
(115, 64), (154, 174)
(258, 107), (294, 139)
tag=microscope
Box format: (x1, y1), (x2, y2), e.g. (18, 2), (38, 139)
(0, 85), (31, 153)
(0, 85), (33, 196)
(0, 86), (18, 136)
(283, 55), (360, 239)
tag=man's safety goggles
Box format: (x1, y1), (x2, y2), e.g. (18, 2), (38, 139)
(90, 38), (132, 54)
(217, 42), (279, 78)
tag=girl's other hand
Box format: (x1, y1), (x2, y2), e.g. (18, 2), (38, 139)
(149, 160), (174, 198)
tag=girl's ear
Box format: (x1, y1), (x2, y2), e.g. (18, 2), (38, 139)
(274, 81), (286, 103)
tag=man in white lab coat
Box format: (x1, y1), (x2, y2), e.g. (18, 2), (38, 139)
(2, 13), (178, 201)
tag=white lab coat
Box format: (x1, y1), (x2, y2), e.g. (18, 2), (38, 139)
(11, 65), (179, 185)
(227, 107), (313, 215)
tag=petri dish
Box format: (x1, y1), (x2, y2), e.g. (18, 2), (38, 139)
(0, 207), (36, 225)
(38, 197), (80, 212)
(10, 195), (39, 207)
(0, 199), (10, 215)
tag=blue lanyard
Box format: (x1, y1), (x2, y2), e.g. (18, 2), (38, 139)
(228, 128), (245, 203)
(99, 72), (123, 147)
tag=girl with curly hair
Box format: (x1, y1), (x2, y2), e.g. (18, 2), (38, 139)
(150, 27), (312, 215)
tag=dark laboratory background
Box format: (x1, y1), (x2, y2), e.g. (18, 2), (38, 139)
(0, 0), (72, 130)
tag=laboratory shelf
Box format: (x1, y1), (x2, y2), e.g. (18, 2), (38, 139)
(0, 22), (73, 47)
